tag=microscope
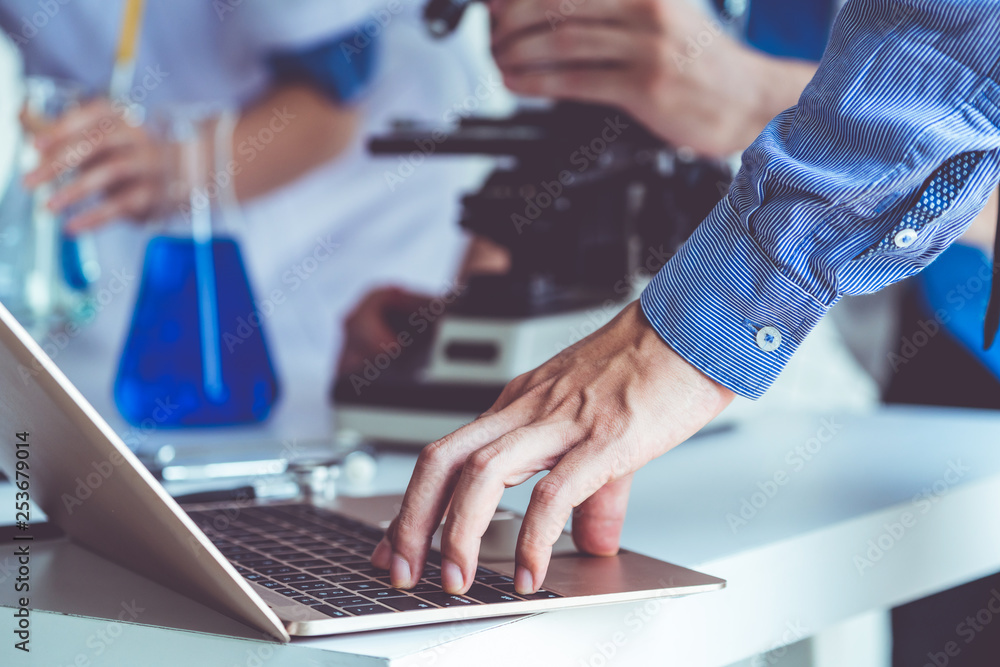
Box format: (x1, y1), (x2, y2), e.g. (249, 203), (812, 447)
(332, 0), (731, 446)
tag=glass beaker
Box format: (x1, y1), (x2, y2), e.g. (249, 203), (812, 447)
(0, 77), (98, 339)
(113, 109), (280, 427)
(24, 77), (102, 293)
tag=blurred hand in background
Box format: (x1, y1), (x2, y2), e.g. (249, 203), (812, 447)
(23, 85), (358, 234)
(491, 0), (817, 157)
(337, 236), (511, 376)
(22, 98), (182, 232)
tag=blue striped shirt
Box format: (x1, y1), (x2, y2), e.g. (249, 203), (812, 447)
(641, 0), (1000, 399)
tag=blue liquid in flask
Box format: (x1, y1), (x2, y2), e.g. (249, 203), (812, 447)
(114, 235), (280, 427)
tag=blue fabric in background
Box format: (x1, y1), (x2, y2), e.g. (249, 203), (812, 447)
(745, 0), (835, 61)
(916, 244), (1000, 379)
(268, 29), (377, 104)
(711, 0), (836, 61)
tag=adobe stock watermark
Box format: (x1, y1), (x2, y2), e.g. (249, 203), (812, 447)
(853, 459), (970, 575)
(60, 600), (145, 667)
(512, 115), (630, 234)
(17, 267), (136, 384)
(726, 418), (843, 533)
(554, 244), (675, 354)
(339, 0), (405, 63)
(58, 398), (180, 514)
(212, 0), (244, 20)
(221, 234), (339, 353)
(180, 106), (296, 222)
(887, 260), (999, 373)
(4, 0), (74, 46)
(544, 0), (588, 29)
(190, 487), (255, 538)
(922, 588), (1000, 667)
(576, 576), (744, 667)
(382, 73), (504, 192)
(48, 65), (171, 181)
(751, 620), (811, 667)
(225, 638), (278, 667)
(347, 281), (466, 395)
(186, 439), (306, 562)
(672, 5), (745, 73)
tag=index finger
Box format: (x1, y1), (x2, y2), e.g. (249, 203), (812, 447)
(437, 421), (578, 594)
(378, 409), (529, 587)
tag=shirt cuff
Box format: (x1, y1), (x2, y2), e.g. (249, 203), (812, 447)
(640, 198), (830, 399)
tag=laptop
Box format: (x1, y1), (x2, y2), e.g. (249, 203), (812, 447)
(0, 302), (725, 640)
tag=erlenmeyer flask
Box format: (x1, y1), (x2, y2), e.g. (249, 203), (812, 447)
(114, 111), (279, 427)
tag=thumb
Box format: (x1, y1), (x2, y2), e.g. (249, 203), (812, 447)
(571, 474), (633, 556)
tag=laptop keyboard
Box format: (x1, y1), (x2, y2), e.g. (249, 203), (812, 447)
(185, 503), (561, 619)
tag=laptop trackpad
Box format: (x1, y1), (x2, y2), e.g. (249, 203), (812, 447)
(470, 515), (577, 561)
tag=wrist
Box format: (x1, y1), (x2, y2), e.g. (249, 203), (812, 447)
(625, 300), (736, 408)
(735, 52), (818, 151)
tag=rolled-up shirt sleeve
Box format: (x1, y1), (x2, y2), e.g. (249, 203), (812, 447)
(642, 0), (1000, 398)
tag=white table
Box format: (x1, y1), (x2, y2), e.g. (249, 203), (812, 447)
(3, 406), (1000, 666)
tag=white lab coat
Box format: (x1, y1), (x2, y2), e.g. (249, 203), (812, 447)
(0, 1), (502, 441)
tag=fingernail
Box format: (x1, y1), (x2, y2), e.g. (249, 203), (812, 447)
(515, 566), (534, 595)
(441, 558), (464, 593)
(390, 553), (412, 588)
(371, 539), (391, 569)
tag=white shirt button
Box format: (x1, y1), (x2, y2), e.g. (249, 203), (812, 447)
(756, 326), (782, 352)
(894, 228), (919, 248)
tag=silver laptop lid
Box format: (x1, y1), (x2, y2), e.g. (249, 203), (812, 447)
(0, 302), (290, 641)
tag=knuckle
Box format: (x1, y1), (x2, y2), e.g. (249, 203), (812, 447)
(442, 511), (472, 546)
(465, 444), (502, 478)
(505, 372), (532, 396)
(418, 440), (451, 469)
(606, 447), (633, 481)
(392, 511), (425, 548)
(107, 161), (131, 185)
(494, 384), (517, 408)
(581, 380), (603, 402)
(589, 410), (623, 442)
(518, 526), (548, 553)
(519, 520), (563, 557)
(531, 476), (565, 510)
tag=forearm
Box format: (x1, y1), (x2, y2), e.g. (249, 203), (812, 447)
(643, 0), (1000, 398)
(230, 84), (359, 201)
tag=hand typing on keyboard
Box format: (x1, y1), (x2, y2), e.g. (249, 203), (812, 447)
(191, 504), (561, 617)
(371, 303), (732, 595)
